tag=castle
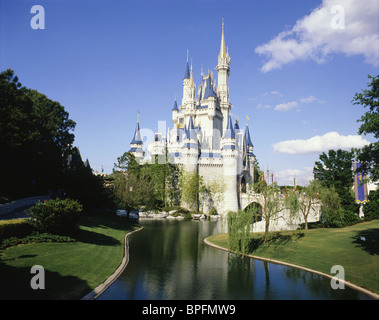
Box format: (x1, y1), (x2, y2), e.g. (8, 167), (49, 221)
(129, 22), (256, 215)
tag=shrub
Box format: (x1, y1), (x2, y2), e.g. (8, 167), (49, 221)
(0, 219), (33, 241)
(28, 198), (83, 233)
(321, 207), (360, 227)
(0, 233), (76, 250)
(363, 190), (379, 220)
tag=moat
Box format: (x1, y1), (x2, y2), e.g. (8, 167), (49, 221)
(98, 219), (372, 300)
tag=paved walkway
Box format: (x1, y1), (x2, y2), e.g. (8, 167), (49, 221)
(0, 207), (31, 220)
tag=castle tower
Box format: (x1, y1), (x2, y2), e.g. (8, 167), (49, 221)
(182, 115), (199, 173)
(172, 94), (179, 126)
(221, 113), (238, 213)
(216, 20), (231, 134)
(182, 52), (196, 118)
(242, 118), (256, 189)
(129, 114), (145, 163)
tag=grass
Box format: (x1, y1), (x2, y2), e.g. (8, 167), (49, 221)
(0, 213), (140, 300)
(207, 219), (379, 296)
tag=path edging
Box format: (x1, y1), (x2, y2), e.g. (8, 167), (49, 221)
(81, 226), (144, 300)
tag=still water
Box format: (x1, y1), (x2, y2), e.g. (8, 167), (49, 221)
(98, 219), (372, 300)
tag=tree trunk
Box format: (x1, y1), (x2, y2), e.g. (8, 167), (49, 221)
(264, 217), (270, 243)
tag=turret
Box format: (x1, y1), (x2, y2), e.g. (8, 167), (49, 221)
(241, 118), (255, 182)
(182, 51), (196, 113)
(221, 113), (238, 214)
(172, 94), (179, 126)
(129, 114), (145, 163)
(182, 115), (199, 173)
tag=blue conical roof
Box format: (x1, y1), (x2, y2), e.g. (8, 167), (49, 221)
(203, 77), (216, 99)
(184, 60), (190, 79)
(172, 97), (178, 111)
(244, 124), (253, 147)
(186, 115), (197, 140)
(130, 120), (142, 145)
(223, 114), (235, 139)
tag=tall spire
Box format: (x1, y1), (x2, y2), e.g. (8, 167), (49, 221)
(130, 113), (142, 144)
(220, 18), (226, 59)
(184, 49), (190, 79)
(172, 94), (178, 111)
(189, 59), (194, 87)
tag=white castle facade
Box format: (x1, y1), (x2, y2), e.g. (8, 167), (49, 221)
(129, 23), (257, 216)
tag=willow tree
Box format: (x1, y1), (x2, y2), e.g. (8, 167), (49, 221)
(227, 209), (256, 256)
(286, 180), (323, 230)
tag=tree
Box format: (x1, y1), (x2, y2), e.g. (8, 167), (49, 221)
(227, 209), (256, 256)
(181, 170), (202, 212)
(254, 176), (295, 243)
(313, 149), (358, 213)
(352, 74), (379, 182)
(0, 69), (76, 201)
(114, 152), (141, 176)
(318, 184), (343, 227)
(141, 153), (180, 208)
(113, 171), (155, 213)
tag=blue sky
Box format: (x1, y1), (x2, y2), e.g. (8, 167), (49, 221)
(1, 0), (378, 185)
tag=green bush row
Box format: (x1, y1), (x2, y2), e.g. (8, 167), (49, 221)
(0, 233), (76, 250)
(0, 219), (33, 241)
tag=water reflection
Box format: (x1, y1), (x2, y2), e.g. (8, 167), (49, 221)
(98, 219), (372, 300)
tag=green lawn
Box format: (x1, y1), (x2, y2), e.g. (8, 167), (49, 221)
(0, 214), (140, 300)
(207, 219), (379, 296)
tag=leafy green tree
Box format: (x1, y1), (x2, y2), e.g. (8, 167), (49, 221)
(318, 184), (344, 227)
(227, 209), (256, 256)
(114, 152), (141, 176)
(352, 74), (379, 182)
(141, 154), (180, 208)
(181, 170), (202, 213)
(287, 180), (323, 230)
(63, 150), (108, 210)
(113, 171), (155, 213)
(363, 190), (379, 220)
(0, 69), (75, 201)
(313, 149), (358, 214)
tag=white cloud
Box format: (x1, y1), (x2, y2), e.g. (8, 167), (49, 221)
(272, 95), (318, 112)
(255, 0), (379, 72)
(272, 131), (370, 154)
(300, 95), (317, 103)
(274, 101), (298, 111)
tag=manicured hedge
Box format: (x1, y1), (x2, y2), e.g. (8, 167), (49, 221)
(0, 219), (33, 241)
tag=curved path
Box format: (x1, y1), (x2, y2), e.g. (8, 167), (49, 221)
(203, 237), (379, 300)
(81, 226), (144, 300)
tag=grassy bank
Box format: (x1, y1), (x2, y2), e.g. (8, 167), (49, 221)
(206, 219), (379, 296)
(0, 213), (140, 300)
